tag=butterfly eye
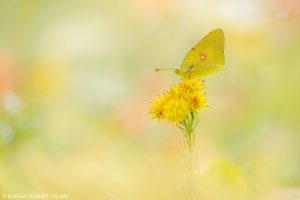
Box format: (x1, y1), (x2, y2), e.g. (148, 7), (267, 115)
(199, 53), (207, 60)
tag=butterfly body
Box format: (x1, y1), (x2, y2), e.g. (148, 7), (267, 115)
(158, 29), (225, 78)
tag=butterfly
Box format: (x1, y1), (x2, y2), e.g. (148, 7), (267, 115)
(155, 29), (225, 78)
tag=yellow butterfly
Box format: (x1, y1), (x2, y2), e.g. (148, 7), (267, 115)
(156, 29), (225, 78)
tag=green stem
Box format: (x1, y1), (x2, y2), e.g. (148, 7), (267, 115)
(178, 112), (198, 152)
(177, 112), (199, 200)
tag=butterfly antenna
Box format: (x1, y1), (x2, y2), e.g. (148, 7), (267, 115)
(155, 67), (177, 72)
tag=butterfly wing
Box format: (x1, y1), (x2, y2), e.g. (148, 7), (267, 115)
(179, 29), (225, 78)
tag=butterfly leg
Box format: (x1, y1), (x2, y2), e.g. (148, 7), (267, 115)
(185, 65), (194, 78)
(187, 64), (194, 72)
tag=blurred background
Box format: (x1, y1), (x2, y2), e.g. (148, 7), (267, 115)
(0, 0), (300, 199)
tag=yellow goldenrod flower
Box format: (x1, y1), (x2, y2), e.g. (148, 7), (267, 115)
(186, 93), (206, 112)
(165, 86), (181, 99)
(150, 77), (206, 123)
(150, 77), (210, 152)
(179, 78), (203, 93)
(163, 99), (189, 122)
(150, 96), (166, 120)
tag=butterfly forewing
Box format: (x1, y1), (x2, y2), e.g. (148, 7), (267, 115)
(180, 29), (225, 78)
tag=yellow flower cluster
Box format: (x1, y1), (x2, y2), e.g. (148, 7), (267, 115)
(150, 78), (207, 123)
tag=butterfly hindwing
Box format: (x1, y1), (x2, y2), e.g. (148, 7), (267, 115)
(180, 29), (225, 78)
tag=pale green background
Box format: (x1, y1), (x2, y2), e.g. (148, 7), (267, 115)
(0, 0), (300, 199)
